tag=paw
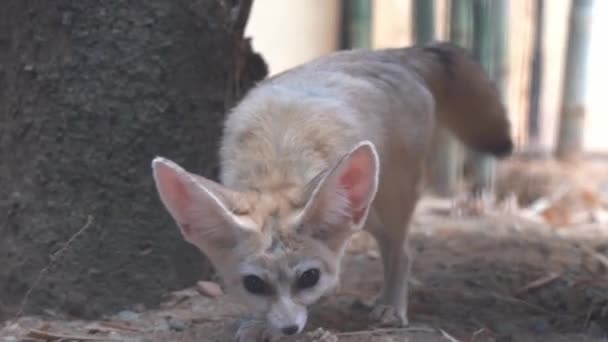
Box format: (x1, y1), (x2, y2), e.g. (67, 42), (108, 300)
(235, 319), (278, 342)
(369, 303), (408, 327)
(350, 298), (409, 328)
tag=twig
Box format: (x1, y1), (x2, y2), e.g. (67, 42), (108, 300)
(489, 291), (554, 315)
(515, 272), (561, 295)
(99, 320), (143, 333)
(527, 184), (572, 214)
(26, 328), (120, 341)
(335, 326), (436, 337)
(439, 328), (461, 342)
(336, 288), (374, 299)
(191, 314), (241, 324)
(580, 244), (608, 269)
(470, 318), (497, 337)
(583, 302), (595, 329)
(16, 215), (94, 317)
(472, 328), (486, 336)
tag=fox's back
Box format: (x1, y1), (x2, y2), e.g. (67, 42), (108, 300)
(219, 47), (436, 192)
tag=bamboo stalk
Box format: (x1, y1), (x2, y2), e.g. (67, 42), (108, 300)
(413, 0), (459, 197)
(528, 0), (545, 149)
(429, 0), (474, 196)
(450, 0), (474, 48)
(467, 0), (508, 195)
(413, 0), (435, 44)
(342, 0), (372, 49)
(418, 0), (457, 196)
(555, 0), (594, 161)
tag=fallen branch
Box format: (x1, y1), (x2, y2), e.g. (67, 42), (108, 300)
(98, 320), (142, 333)
(515, 272), (561, 295)
(489, 291), (555, 315)
(580, 244), (608, 270)
(335, 326), (436, 337)
(26, 328), (120, 341)
(439, 328), (461, 342)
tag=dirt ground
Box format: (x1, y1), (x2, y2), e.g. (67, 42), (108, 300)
(2, 156), (608, 342)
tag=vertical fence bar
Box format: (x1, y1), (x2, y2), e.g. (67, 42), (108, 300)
(555, 0), (594, 161)
(450, 0), (474, 47)
(413, 0), (460, 197)
(528, 0), (545, 149)
(468, 0), (508, 195)
(413, 0), (435, 43)
(342, 0), (372, 49)
(429, 0), (475, 196)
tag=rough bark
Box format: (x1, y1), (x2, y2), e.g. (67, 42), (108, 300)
(0, 0), (267, 320)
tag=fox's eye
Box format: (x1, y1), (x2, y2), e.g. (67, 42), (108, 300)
(242, 275), (272, 295)
(296, 268), (320, 289)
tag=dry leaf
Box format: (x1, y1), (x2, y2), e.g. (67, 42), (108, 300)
(580, 188), (601, 208)
(540, 206), (570, 226)
(197, 281), (224, 298)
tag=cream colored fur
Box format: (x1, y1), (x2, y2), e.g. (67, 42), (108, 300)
(152, 42), (512, 341)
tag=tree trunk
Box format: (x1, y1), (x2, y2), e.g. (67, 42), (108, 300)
(0, 0), (266, 320)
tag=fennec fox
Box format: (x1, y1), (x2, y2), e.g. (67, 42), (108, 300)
(152, 42), (512, 341)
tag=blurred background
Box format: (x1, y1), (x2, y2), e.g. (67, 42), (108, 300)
(247, 0), (608, 156)
(245, 0), (608, 221)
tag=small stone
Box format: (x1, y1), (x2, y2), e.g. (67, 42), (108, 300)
(197, 280), (224, 298)
(132, 303), (146, 313)
(3, 336), (17, 342)
(307, 327), (338, 342)
(117, 310), (139, 322)
(167, 317), (190, 332)
(88, 268), (101, 275)
(528, 318), (551, 334)
(62, 12), (73, 26)
(366, 249), (380, 259)
(154, 319), (170, 332)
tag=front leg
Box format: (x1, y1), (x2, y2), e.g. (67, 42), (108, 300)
(363, 194), (418, 327)
(235, 318), (280, 342)
(369, 232), (412, 327)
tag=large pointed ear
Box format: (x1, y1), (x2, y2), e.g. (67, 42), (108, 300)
(300, 141), (380, 250)
(151, 157), (254, 257)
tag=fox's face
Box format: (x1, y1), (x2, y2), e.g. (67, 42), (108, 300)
(151, 142), (379, 336)
(227, 233), (342, 336)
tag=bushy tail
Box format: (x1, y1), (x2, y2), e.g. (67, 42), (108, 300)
(408, 41), (513, 158)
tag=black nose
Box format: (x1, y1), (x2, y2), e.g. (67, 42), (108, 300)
(281, 325), (299, 335)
